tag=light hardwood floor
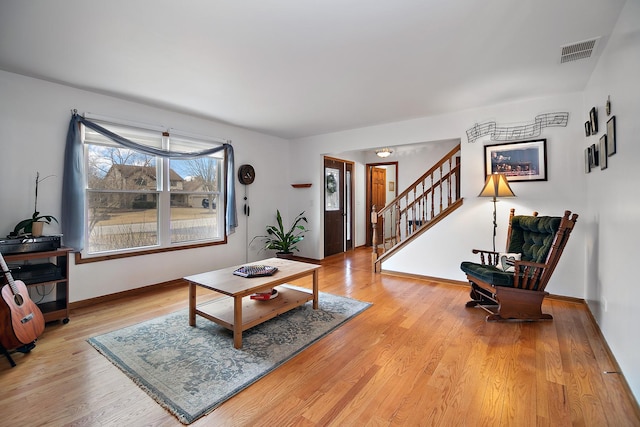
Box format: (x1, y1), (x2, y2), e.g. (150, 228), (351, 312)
(1, 247), (638, 426)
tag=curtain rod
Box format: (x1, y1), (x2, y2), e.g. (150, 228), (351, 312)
(82, 111), (231, 145)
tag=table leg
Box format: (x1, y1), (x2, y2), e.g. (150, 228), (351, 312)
(233, 295), (243, 349)
(188, 282), (196, 326)
(312, 270), (319, 309)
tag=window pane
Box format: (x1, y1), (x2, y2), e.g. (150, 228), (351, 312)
(170, 193), (220, 243)
(325, 168), (340, 211)
(169, 157), (220, 192)
(88, 144), (158, 191)
(87, 191), (159, 253)
(169, 157), (222, 243)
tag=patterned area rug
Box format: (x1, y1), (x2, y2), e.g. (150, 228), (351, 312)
(87, 285), (371, 424)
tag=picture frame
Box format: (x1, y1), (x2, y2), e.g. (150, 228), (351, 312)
(388, 181), (395, 192)
(599, 135), (608, 170)
(584, 121), (591, 137)
(584, 148), (591, 173)
(590, 107), (598, 133)
(590, 143), (599, 167)
(484, 139), (547, 182)
(607, 116), (616, 156)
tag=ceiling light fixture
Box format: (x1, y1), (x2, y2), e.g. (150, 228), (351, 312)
(376, 148), (393, 158)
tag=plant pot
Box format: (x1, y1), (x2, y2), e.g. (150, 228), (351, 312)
(31, 221), (44, 237)
(276, 252), (294, 260)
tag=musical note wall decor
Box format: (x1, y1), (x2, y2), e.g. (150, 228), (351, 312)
(466, 112), (569, 143)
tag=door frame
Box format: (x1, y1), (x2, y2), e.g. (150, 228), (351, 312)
(323, 156), (355, 256)
(365, 161), (398, 247)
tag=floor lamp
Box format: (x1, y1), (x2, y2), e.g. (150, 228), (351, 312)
(478, 173), (516, 252)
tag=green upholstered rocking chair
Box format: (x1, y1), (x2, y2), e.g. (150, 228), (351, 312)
(461, 209), (578, 321)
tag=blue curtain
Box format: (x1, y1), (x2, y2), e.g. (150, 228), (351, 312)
(62, 113), (237, 251)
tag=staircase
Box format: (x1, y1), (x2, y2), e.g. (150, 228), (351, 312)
(372, 144), (463, 272)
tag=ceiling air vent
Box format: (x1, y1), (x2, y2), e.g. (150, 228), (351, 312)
(560, 37), (600, 63)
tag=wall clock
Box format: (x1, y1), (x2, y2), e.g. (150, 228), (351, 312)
(237, 164), (255, 185)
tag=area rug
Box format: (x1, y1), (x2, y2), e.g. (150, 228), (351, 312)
(87, 285), (371, 424)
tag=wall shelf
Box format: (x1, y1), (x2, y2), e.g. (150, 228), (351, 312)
(291, 183), (312, 188)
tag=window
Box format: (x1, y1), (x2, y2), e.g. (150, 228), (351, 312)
(81, 122), (225, 257)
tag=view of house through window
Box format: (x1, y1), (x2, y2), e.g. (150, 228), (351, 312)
(83, 122), (225, 255)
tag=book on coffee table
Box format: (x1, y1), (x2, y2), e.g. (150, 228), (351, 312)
(250, 288), (279, 301)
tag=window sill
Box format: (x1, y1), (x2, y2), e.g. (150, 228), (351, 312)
(74, 238), (227, 264)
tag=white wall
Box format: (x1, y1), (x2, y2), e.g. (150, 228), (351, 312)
(581, 0), (640, 401)
(292, 93), (587, 298)
(0, 71), (290, 303)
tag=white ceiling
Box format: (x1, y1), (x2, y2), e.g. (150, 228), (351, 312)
(0, 0), (626, 139)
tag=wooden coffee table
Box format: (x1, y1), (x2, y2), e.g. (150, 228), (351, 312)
(183, 257), (321, 349)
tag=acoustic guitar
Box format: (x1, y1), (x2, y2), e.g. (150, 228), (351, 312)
(0, 253), (45, 350)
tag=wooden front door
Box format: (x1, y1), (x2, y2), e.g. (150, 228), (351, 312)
(371, 166), (386, 245)
(324, 157), (345, 257)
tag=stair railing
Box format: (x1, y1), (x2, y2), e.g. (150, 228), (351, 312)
(372, 144), (461, 265)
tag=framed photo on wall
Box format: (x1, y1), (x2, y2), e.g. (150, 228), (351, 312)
(590, 143), (599, 167)
(584, 148), (591, 173)
(600, 135), (608, 170)
(590, 107), (598, 133)
(484, 139), (547, 182)
(607, 116), (616, 156)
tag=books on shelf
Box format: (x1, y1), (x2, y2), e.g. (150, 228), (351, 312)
(250, 288), (279, 301)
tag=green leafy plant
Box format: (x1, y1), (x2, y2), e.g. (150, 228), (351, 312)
(13, 172), (59, 236)
(252, 210), (309, 254)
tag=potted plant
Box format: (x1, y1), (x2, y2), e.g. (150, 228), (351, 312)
(253, 210), (309, 258)
(13, 172), (58, 237)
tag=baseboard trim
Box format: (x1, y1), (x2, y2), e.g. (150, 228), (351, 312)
(380, 269), (469, 287)
(69, 278), (185, 310)
(379, 269), (585, 303)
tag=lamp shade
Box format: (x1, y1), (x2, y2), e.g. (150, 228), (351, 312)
(478, 173), (516, 199)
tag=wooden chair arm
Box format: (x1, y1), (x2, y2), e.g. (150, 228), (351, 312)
(471, 249), (499, 266)
(512, 260), (548, 291)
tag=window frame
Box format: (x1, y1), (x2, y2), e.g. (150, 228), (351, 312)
(75, 121), (228, 264)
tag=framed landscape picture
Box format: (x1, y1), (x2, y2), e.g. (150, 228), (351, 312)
(484, 139), (547, 182)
